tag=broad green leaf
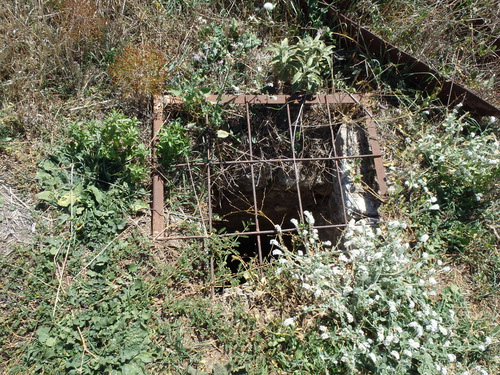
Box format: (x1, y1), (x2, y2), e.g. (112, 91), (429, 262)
(131, 200), (149, 213)
(45, 337), (56, 347)
(36, 190), (54, 202)
(36, 326), (51, 343)
(89, 185), (105, 204)
(200, 87), (212, 96)
(136, 352), (153, 363)
(122, 363), (145, 375)
(57, 192), (78, 207)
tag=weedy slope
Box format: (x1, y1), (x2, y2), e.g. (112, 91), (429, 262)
(0, 1), (498, 374)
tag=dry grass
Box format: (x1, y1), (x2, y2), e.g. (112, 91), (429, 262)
(340, 0), (500, 106)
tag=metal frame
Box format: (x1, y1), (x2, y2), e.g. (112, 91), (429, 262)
(151, 93), (387, 280)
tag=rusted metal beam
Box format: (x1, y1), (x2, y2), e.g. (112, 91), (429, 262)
(155, 222), (354, 241)
(171, 154), (383, 168)
(160, 93), (362, 105)
(314, 4), (500, 117)
(151, 95), (165, 237)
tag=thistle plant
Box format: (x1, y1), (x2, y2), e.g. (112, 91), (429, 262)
(266, 212), (495, 374)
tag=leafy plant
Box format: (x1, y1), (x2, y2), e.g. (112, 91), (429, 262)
(264, 212), (496, 374)
(36, 111), (148, 244)
(156, 119), (191, 168)
(269, 34), (334, 93)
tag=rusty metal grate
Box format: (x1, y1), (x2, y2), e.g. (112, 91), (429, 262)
(151, 93), (387, 281)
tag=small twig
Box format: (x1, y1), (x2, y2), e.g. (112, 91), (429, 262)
(77, 326), (97, 362)
(68, 100), (112, 112)
(2, 185), (31, 210)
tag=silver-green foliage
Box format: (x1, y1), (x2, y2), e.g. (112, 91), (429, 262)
(270, 34), (334, 93)
(268, 213), (494, 374)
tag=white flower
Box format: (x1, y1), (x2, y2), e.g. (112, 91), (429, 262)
(304, 210), (315, 225)
(290, 218), (299, 228)
(439, 326), (448, 335)
(485, 336), (492, 345)
(377, 327), (385, 341)
(429, 196), (438, 203)
(272, 249), (283, 256)
(427, 319), (439, 333)
(403, 349), (412, 358)
(274, 224), (282, 233)
(346, 312), (354, 323)
(320, 332), (329, 340)
(473, 366), (489, 375)
(283, 317), (294, 327)
(475, 193), (483, 201)
(428, 277), (437, 285)
(449, 309), (455, 321)
(388, 301), (398, 314)
(319, 325), (327, 332)
(422, 252), (429, 259)
(429, 204), (440, 210)
(408, 338), (420, 349)
(368, 352), (377, 364)
(390, 351), (400, 360)
(420, 234), (430, 243)
(339, 254), (349, 263)
(263, 2), (274, 11)
(323, 240), (332, 247)
(447, 353), (456, 363)
(270, 238), (280, 247)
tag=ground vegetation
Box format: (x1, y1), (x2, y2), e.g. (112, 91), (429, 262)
(0, 1), (498, 374)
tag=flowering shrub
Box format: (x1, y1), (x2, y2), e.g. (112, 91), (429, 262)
(414, 109), (499, 199)
(389, 109), (499, 254)
(266, 212), (494, 374)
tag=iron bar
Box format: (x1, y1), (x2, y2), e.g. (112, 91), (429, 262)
(326, 100), (349, 223)
(171, 154), (383, 168)
(154, 93), (388, 275)
(151, 95), (165, 236)
(286, 102), (305, 223)
(245, 101), (264, 269)
(324, 7), (500, 117)
(160, 93), (363, 106)
(206, 114), (215, 297)
(348, 94), (388, 199)
(155, 221), (383, 241)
